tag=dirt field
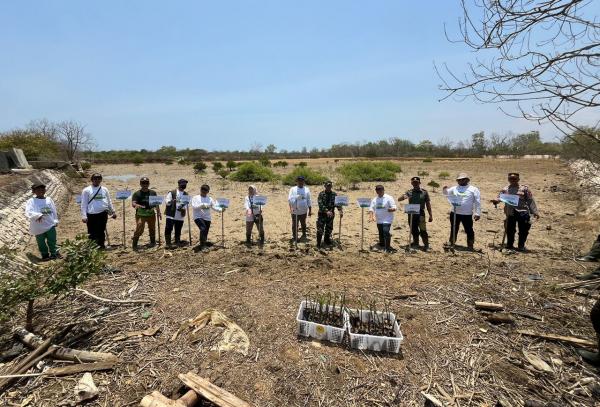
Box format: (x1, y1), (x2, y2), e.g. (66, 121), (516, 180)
(5, 158), (600, 406)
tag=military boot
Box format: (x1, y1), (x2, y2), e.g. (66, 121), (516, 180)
(132, 237), (139, 250)
(316, 232), (323, 248)
(259, 233), (265, 245)
(421, 235), (430, 252)
(149, 235), (156, 247)
(578, 235), (600, 262)
(577, 335), (600, 366)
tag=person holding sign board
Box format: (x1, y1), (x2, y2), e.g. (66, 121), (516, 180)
(368, 185), (397, 253)
(164, 179), (189, 248)
(80, 173), (116, 250)
(491, 173), (539, 252)
(244, 185), (265, 246)
(191, 184), (224, 249)
(316, 180), (343, 248)
(442, 173), (481, 250)
(288, 176), (312, 243)
(131, 177), (161, 250)
(398, 176), (433, 251)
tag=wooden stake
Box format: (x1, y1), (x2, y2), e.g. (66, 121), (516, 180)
(474, 302), (504, 312)
(179, 372), (253, 407)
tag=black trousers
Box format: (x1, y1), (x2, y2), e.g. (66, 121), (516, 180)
(194, 218), (211, 244)
(291, 213), (308, 239)
(505, 213), (531, 249)
(87, 211), (108, 248)
(449, 213), (474, 244)
(165, 218), (184, 243)
(377, 223), (392, 249)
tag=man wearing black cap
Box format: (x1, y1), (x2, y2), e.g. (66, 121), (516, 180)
(80, 173), (117, 249)
(316, 180), (343, 248)
(288, 176), (312, 242)
(131, 177), (160, 249)
(491, 173), (539, 251)
(164, 179), (189, 247)
(399, 176), (433, 251)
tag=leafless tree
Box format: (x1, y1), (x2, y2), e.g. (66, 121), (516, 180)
(56, 120), (94, 162)
(27, 118), (58, 140)
(437, 0), (600, 161)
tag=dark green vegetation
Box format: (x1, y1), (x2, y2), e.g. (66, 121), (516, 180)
(229, 162), (278, 182)
(282, 167), (327, 186)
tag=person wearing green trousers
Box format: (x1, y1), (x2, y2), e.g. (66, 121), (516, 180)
(25, 183), (60, 260)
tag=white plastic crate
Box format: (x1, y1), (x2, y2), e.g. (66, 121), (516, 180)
(347, 308), (404, 353)
(296, 300), (348, 344)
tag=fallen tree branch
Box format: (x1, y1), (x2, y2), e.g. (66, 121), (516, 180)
(15, 328), (119, 363)
(179, 371), (253, 407)
(475, 302), (504, 311)
(74, 288), (153, 304)
(517, 329), (596, 348)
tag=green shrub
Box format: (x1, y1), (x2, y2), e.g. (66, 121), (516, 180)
(337, 161), (401, 185)
(417, 170), (429, 177)
(217, 169), (229, 179)
(193, 161), (207, 173)
(229, 162), (278, 182)
(226, 160), (237, 171)
(438, 171), (451, 180)
(258, 157), (271, 167)
(295, 161), (308, 167)
(80, 161), (92, 170)
(422, 158), (433, 163)
(427, 180), (440, 192)
(212, 162), (224, 172)
(0, 236), (104, 326)
(164, 159), (173, 165)
(273, 160), (288, 168)
(133, 157), (143, 166)
(282, 167), (327, 185)
(178, 158), (190, 165)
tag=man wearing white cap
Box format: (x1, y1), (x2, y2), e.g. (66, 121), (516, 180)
(442, 173), (481, 250)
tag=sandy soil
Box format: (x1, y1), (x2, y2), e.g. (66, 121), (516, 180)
(4, 158), (600, 406)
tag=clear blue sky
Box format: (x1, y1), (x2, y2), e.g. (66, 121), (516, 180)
(0, 1), (571, 151)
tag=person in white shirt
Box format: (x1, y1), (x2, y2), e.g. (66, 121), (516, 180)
(368, 185), (397, 252)
(191, 184), (224, 247)
(164, 179), (189, 247)
(288, 176), (312, 242)
(80, 173), (116, 249)
(25, 183), (60, 261)
(245, 185), (265, 245)
(442, 173), (481, 250)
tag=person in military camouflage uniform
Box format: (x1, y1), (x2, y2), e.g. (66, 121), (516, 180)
(316, 181), (343, 248)
(398, 176), (433, 251)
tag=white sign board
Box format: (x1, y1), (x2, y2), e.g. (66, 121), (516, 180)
(116, 190), (132, 200)
(335, 195), (349, 206)
(447, 195), (462, 207)
(357, 198), (371, 208)
(75, 194), (82, 204)
(253, 195), (267, 206)
(404, 204), (421, 214)
(149, 196), (164, 206)
(216, 198), (230, 208)
(179, 195), (190, 204)
(499, 193), (520, 207)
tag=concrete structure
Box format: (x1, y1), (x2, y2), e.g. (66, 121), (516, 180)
(0, 148), (31, 172)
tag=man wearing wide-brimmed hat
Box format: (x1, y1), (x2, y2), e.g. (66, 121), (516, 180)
(442, 173), (481, 250)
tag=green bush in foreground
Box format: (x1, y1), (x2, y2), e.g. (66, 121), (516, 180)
(282, 167), (328, 185)
(0, 236), (105, 327)
(229, 162), (278, 182)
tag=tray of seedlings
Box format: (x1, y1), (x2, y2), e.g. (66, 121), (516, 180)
(296, 293), (348, 344)
(347, 301), (403, 353)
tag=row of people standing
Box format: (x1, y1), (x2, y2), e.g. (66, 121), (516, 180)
(73, 171), (540, 253)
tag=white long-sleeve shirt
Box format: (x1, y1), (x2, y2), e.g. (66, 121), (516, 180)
(80, 185), (114, 219)
(288, 186), (311, 215)
(369, 194), (397, 224)
(443, 185), (481, 216)
(165, 190), (187, 221)
(191, 195), (223, 221)
(244, 195), (263, 222)
(25, 196), (59, 235)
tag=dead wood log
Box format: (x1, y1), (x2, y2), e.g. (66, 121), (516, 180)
(15, 328), (118, 363)
(474, 301), (504, 311)
(517, 329), (596, 348)
(179, 372), (253, 407)
(393, 292), (418, 300)
(45, 361), (116, 377)
(0, 337), (53, 395)
(486, 313), (515, 325)
(140, 389), (199, 407)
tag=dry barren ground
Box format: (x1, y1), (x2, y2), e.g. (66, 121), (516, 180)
(3, 158), (600, 406)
